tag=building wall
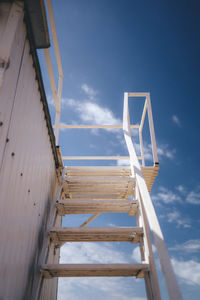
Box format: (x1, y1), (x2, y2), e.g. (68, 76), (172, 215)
(0, 3), (60, 300)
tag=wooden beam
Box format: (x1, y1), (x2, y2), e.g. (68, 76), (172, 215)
(41, 263), (149, 278)
(56, 199), (138, 216)
(79, 213), (100, 228)
(49, 227), (143, 244)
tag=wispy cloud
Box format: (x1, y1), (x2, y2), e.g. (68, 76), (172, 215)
(157, 144), (176, 159)
(170, 239), (200, 253)
(132, 246), (141, 263)
(81, 83), (97, 100)
(186, 187), (200, 204)
(172, 258), (200, 286)
(176, 185), (186, 194)
(165, 209), (191, 228)
(58, 243), (146, 300)
(117, 159), (130, 166)
(152, 186), (182, 204)
(60, 242), (128, 264)
(116, 142), (175, 166)
(62, 97), (121, 127)
(172, 115), (181, 127)
(58, 276), (146, 300)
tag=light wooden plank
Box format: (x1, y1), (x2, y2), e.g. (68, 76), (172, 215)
(49, 227), (143, 244)
(41, 263), (149, 278)
(79, 213), (101, 228)
(56, 199), (138, 216)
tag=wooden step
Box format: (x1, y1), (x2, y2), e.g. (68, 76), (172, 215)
(41, 263), (149, 278)
(64, 165), (159, 193)
(63, 166), (135, 199)
(49, 227), (143, 244)
(56, 199), (138, 216)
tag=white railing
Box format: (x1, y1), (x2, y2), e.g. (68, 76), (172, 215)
(43, 2), (158, 167)
(123, 92), (182, 299)
(60, 93), (158, 168)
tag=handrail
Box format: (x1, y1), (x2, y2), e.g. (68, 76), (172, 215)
(62, 156), (142, 161)
(54, 124), (139, 129)
(61, 93), (159, 166)
(123, 92), (182, 299)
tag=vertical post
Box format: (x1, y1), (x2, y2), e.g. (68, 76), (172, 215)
(135, 183), (161, 300)
(123, 93), (135, 178)
(146, 94), (158, 164)
(54, 109), (61, 145)
(139, 130), (145, 166)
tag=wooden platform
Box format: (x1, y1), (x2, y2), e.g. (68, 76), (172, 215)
(49, 227), (143, 244)
(56, 199), (138, 216)
(142, 164), (159, 192)
(62, 166), (158, 199)
(41, 263), (149, 278)
(63, 166), (135, 199)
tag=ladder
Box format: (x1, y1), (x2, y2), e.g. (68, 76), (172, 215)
(40, 93), (182, 300)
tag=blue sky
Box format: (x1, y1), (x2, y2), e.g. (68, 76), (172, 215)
(39, 0), (200, 299)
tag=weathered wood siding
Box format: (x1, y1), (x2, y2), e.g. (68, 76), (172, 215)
(0, 3), (60, 300)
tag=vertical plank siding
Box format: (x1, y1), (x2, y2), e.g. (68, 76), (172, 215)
(0, 3), (60, 300)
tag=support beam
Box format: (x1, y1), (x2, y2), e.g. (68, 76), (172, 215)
(56, 199), (138, 216)
(49, 227), (143, 244)
(41, 264), (149, 278)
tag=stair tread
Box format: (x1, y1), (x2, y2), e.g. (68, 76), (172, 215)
(41, 263), (149, 278)
(63, 166), (135, 199)
(49, 226), (143, 243)
(64, 165), (159, 193)
(56, 199), (138, 216)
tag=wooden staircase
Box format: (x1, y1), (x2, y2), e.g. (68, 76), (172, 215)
(41, 164), (161, 299)
(40, 93), (182, 300)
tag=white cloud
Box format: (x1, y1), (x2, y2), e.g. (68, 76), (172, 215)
(172, 258), (200, 286)
(117, 142), (175, 166)
(62, 97), (121, 127)
(132, 246), (141, 263)
(186, 188), (200, 204)
(117, 159), (130, 166)
(58, 276), (146, 300)
(81, 83), (97, 99)
(176, 185), (186, 194)
(165, 210), (191, 228)
(58, 243), (146, 300)
(153, 185), (200, 206)
(170, 240), (200, 253)
(152, 186), (182, 204)
(157, 144), (176, 159)
(60, 242), (128, 264)
(172, 115), (181, 127)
